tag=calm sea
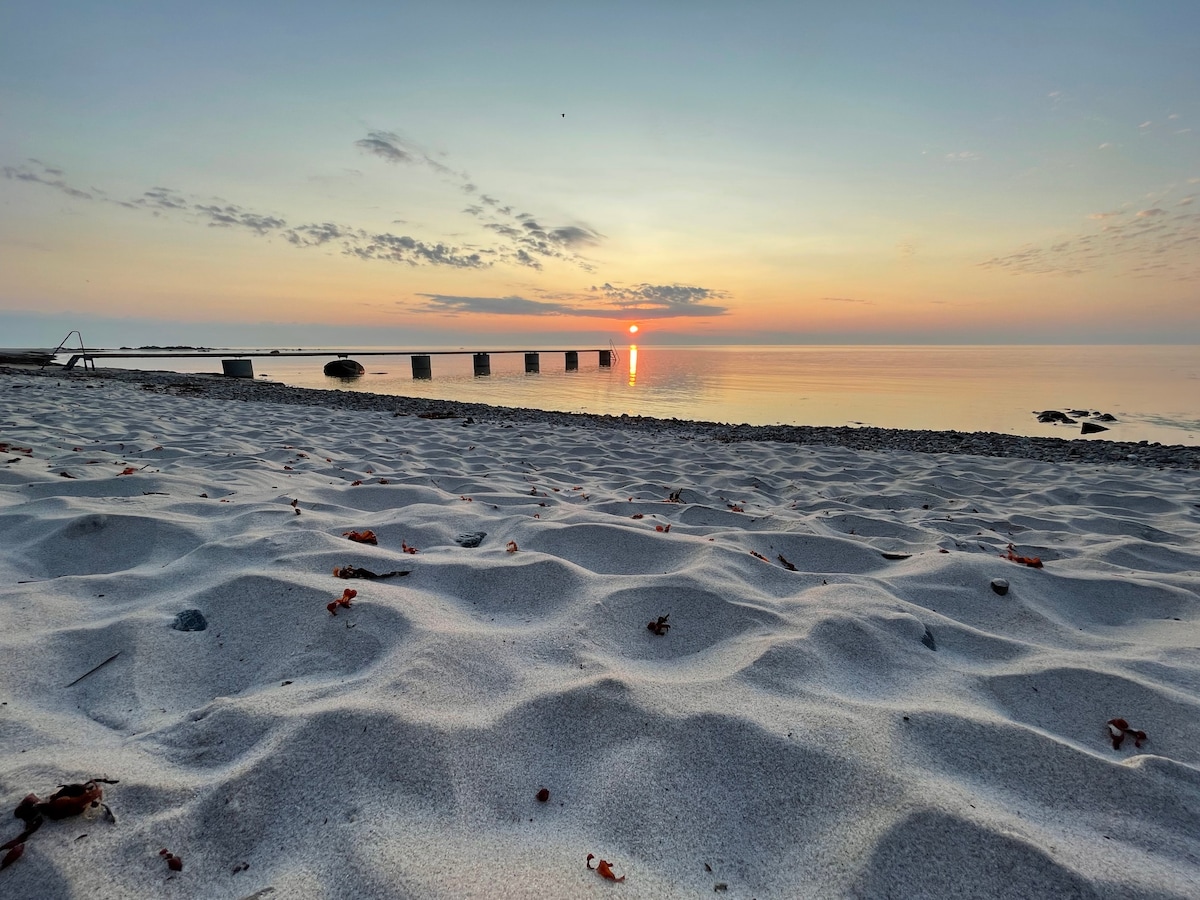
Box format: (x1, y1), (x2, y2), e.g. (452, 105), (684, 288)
(104, 345), (1199, 446)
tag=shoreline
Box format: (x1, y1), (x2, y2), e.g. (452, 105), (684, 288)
(7, 364), (1199, 470)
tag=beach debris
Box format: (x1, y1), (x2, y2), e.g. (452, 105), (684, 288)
(343, 530), (378, 544)
(326, 588), (357, 615)
(291, 499), (300, 516)
(59, 471), (77, 478)
(172, 609), (208, 632)
(536, 788), (550, 802)
(1, 779), (119, 869)
(1106, 718), (1147, 750)
(350, 480), (363, 486)
(64, 652), (122, 688)
(332, 565), (409, 580)
(655, 524), (671, 533)
(455, 531), (487, 548)
(159, 848), (183, 871)
(401, 541), (418, 554)
(117, 467), (137, 476)
(921, 627), (937, 651)
(728, 504), (745, 513)
(631, 513), (644, 519)
(506, 540), (519, 553)
(750, 550), (770, 562)
(881, 551), (912, 561)
(990, 578), (1010, 596)
(1002, 544), (1043, 568)
(667, 488), (682, 503)
(647, 614), (670, 635)
(777, 553), (797, 571)
(586, 854), (625, 883)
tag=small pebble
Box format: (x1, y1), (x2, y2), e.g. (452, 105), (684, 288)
(990, 578), (1010, 596)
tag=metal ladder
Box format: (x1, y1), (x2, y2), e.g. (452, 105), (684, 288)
(46, 330), (94, 370)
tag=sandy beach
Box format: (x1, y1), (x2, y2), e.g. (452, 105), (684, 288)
(2, 368), (1199, 899)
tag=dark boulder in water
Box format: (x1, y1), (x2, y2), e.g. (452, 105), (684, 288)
(324, 359), (365, 377)
(1081, 421), (1110, 434)
(1036, 410), (1075, 424)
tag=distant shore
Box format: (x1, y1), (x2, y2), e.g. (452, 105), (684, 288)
(6, 364), (1199, 469)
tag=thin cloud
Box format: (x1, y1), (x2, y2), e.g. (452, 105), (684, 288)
(824, 296), (872, 304)
(2, 160), (93, 200)
(415, 294), (573, 316)
(979, 195), (1200, 281)
(4, 160), (489, 269)
(354, 131), (414, 164)
(418, 283), (733, 320)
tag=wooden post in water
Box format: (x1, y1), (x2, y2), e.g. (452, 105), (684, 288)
(525, 352), (540, 373)
(411, 355), (432, 379)
(565, 350), (579, 371)
(473, 352), (491, 376)
(599, 349), (612, 367)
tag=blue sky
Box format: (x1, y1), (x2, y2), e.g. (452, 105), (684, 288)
(2, 1), (1198, 347)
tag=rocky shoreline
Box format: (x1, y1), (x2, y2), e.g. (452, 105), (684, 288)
(6, 364), (1199, 469)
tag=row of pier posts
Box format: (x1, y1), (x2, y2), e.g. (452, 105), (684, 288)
(412, 350), (612, 380)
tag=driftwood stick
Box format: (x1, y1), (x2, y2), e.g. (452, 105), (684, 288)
(64, 652), (121, 688)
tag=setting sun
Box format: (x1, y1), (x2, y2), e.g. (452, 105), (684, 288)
(629, 324), (639, 334)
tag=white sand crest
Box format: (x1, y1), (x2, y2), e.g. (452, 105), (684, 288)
(2, 373), (1199, 899)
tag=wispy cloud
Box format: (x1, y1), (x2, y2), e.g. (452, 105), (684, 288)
(2, 157), (592, 272)
(416, 282), (731, 320)
(824, 296), (872, 304)
(979, 192), (1200, 281)
(2, 161), (93, 200)
(353, 129), (601, 271)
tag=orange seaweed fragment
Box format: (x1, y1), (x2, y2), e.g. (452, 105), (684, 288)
(647, 614), (670, 635)
(350, 479), (363, 486)
(117, 467), (137, 476)
(631, 513), (644, 519)
(586, 854), (625, 882)
(326, 588), (357, 615)
(506, 540), (519, 552)
(401, 541), (418, 554)
(777, 553), (797, 571)
(655, 524), (671, 533)
(1002, 543), (1043, 568)
(750, 550), (769, 562)
(728, 504), (744, 513)
(343, 530), (378, 544)
(1106, 717), (1147, 750)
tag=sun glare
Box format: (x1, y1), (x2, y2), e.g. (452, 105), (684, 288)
(629, 324), (639, 334)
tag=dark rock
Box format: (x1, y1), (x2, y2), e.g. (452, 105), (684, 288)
(172, 609), (207, 632)
(881, 551), (912, 560)
(990, 578), (1009, 596)
(323, 359), (365, 377)
(455, 531), (487, 548)
(1036, 410), (1075, 424)
(921, 627), (936, 651)
(1068, 410), (1090, 417)
(1094, 413), (1117, 422)
(1081, 422), (1110, 434)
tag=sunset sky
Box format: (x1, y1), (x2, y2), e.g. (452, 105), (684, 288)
(2, 1), (1198, 348)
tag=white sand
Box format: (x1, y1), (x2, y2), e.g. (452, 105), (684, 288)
(2, 372), (1199, 899)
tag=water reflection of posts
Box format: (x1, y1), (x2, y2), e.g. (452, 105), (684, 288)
(628, 344), (637, 386)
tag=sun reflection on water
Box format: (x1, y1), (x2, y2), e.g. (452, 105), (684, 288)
(628, 344), (637, 387)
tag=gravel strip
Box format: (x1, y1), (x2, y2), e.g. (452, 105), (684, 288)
(7, 365), (1199, 470)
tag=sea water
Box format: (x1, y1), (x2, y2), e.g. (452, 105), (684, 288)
(99, 345), (1200, 445)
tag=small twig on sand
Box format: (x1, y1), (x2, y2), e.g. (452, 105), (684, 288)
(64, 652), (121, 688)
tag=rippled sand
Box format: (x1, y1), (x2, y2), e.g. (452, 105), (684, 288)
(2, 374), (1199, 898)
